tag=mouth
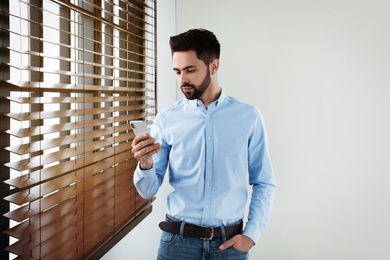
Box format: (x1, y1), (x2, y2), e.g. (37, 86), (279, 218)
(181, 84), (194, 92)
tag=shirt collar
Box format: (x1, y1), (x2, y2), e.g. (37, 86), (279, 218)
(212, 88), (226, 107)
(187, 88), (226, 109)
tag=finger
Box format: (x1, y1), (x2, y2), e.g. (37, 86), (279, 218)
(219, 238), (236, 251)
(132, 137), (156, 154)
(138, 145), (161, 170)
(134, 143), (160, 160)
(138, 137), (156, 148)
(132, 133), (150, 145)
(140, 143), (161, 157)
(221, 235), (254, 252)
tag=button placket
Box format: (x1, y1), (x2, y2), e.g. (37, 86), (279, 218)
(202, 112), (213, 223)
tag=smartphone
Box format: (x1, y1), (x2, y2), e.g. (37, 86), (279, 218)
(130, 120), (150, 137)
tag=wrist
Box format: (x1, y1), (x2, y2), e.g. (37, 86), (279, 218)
(139, 162), (152, 170)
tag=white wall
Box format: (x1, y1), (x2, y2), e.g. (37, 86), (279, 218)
(176, 0), (390, 259)
(104, 1), (390, 259)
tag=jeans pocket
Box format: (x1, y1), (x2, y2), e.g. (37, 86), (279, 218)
(231, 245), (249, 255)
(160, 231), (178, 244)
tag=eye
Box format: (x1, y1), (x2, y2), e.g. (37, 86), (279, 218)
(187, 69), (195, 73)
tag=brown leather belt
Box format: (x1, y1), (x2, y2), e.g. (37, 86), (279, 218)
(159, 218), (243, 240)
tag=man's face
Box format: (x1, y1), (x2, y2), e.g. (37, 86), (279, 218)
(173, 50), (211, 100)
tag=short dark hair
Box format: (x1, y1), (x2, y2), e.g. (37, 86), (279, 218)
(169, 28), (220, 65)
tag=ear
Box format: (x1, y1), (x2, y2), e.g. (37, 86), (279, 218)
(210, 59), (220, 75)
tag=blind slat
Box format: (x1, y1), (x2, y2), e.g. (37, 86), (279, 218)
(7, 104), (145, 121)
(5, 80), (149, 92)
(84, 191), (115, 217)
(6, 124), (133, 155)
(85, 167), (114, 190)
(5, 239), (38, 257)
(6, 141), (133, 185)
(7, 95), (146, 104)
(5, 158), (110, 189)
(7, 41), (155, 67)
(6, 65), (152, 82)
(4, 219), (37, 239)
(6, 113), (145, 138)
(40, 224), (83, 258)
(42, 238), (83, 260)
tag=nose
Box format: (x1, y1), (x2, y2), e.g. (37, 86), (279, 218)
(178, 73), (189, 85)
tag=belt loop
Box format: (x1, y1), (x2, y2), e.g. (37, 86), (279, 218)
(179, 221), (185, 238)
(220, 226), (227, 242)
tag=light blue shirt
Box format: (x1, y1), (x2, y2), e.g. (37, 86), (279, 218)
(133, 89), (275, 243)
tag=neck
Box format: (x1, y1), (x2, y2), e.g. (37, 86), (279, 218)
(200, 81), (221, 108)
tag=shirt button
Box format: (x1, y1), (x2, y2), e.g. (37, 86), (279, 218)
(208, 160), (211, 163)
(207, 137), (211, 141)
(206, 182), (210, 186)
(205, 205), (209, 209)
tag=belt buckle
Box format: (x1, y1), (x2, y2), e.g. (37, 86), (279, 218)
(200, 227), (214, 240)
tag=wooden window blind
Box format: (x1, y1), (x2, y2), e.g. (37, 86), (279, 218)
(0, 0), (156, 259)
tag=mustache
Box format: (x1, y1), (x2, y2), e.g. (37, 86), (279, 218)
(181, 83), (195, 88)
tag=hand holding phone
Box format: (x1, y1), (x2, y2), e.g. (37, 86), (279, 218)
(130, 120), (160, 170)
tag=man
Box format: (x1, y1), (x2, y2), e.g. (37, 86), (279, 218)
(132, 28), (275, 260)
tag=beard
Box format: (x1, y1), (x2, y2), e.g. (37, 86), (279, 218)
(180, 68), (211, 100)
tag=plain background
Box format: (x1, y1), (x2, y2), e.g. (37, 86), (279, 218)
(102, 0), (390, 259)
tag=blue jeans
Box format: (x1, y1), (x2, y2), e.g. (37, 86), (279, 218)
(157, 219), (249, 260)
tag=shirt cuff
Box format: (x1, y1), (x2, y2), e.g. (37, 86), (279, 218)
(242, 221), (262, 245)
(133, 163), (158, 199)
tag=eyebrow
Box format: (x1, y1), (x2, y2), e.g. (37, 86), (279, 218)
(173, 65), (196, 71)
